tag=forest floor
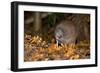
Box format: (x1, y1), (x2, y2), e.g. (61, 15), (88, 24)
(24, 34), (90, 62)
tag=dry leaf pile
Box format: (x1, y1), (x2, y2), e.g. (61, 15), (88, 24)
(24, 34), (90, 62)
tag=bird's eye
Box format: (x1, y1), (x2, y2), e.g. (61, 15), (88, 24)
(58, 35), (62, 38)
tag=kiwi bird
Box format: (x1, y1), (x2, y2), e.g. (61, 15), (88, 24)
(54, 20), (78, 45)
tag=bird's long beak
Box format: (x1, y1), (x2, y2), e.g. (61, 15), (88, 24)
(56, 40), (58, 47)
